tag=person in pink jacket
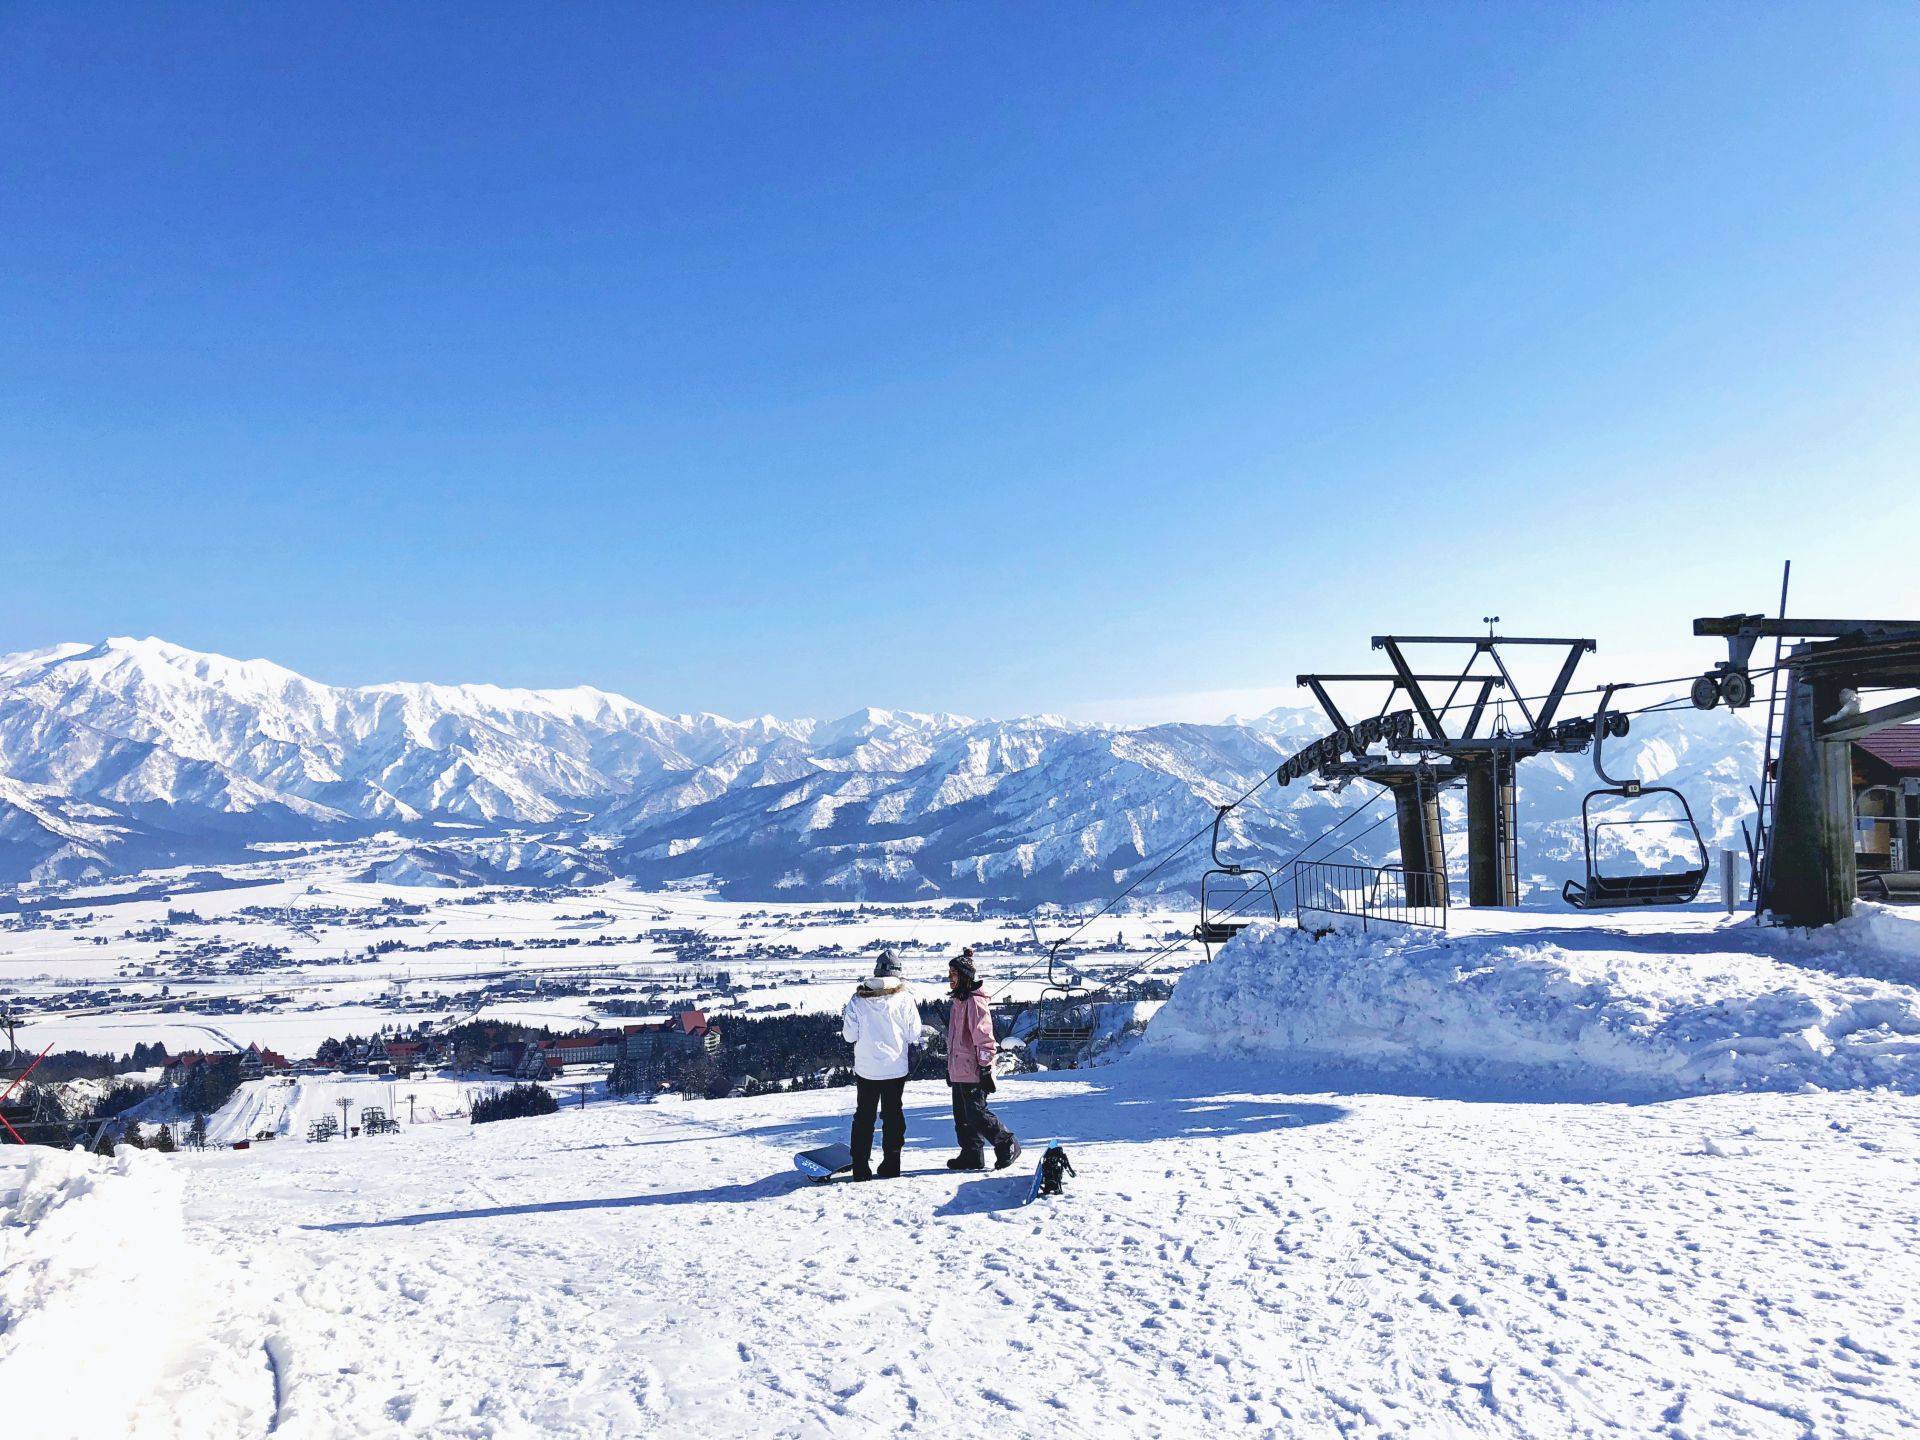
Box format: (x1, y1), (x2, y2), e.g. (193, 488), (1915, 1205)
(945, 948), (1020, 1172)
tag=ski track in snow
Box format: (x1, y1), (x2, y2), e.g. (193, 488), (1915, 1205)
(7, 1065), (1918, 1439)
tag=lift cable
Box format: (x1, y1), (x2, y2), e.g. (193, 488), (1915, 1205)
(1338, 664), (1784, 731)
(991, 765), (1287, 997)
(1063, 806), (1404, 1000)
(988, 788), (1397, 1002)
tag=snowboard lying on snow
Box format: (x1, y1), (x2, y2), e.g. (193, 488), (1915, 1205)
(795, 1142), (856, 1182)
(790, 1143), (959, 1183)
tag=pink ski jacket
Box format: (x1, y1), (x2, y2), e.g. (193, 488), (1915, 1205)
(946, 991), (996, 1084)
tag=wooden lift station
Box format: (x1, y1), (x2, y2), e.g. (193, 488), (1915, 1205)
(1695, 615), (1920, 927)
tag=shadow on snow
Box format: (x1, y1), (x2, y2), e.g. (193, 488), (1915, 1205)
(307, 1070), (1350, 1231)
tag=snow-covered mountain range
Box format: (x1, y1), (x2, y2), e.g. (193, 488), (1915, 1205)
(0, 637), (1764, 901)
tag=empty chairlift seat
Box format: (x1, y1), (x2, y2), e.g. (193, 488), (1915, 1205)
(1190, 804), (1281, 954)
(1027, 941), (1097, 1069)
(1563, 686), (1709, 910)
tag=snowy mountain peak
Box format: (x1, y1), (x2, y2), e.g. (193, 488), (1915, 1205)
(0, 636), (1764, 901)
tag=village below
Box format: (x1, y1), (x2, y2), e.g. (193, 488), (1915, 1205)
(0, 856), (1165, 1156)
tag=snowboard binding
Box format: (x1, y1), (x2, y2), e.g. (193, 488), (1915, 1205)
(1039, 1144), (1075, 1195)
(1024, 1142), (1076, 1203)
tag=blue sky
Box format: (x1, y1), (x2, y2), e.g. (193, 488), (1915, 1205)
(3, 5), (1916, 722)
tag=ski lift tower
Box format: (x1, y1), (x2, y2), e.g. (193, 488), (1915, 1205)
(1295, 631), (1600, 906)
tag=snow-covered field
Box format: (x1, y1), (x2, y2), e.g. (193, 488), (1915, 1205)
(6, 903), (1920, 1437)
(1, 860), (1159, 1064)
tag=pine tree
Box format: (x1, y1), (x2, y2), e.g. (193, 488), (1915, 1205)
(121, 1120), (144, 1149)
(151, 1124), (177, 1153)
(188, 1112), (208, 1150)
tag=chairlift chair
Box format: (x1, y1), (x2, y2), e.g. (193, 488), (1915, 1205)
(1190, 804), (1281, 957)
(1029, 941), (1096, 1069)
(1563, 685), (1710, 909)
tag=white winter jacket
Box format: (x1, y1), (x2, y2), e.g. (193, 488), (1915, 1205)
(841, 978), (923, 1081)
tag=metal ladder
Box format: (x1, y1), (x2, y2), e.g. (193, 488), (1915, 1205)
(1745, 562), (1793, 915)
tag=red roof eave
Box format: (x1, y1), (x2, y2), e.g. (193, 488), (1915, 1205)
(1858, 724), (1920, 774)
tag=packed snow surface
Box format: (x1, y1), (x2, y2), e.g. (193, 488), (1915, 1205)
(5, 1077), (1918, 1434)
(0, 1148), (272, 1436)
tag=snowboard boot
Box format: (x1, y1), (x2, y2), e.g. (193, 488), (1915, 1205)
(994, 1135), (1023, 1170)
(876, 1156), (901, 1180)
(852, 1168), (874, 1182)
(946, 1150), (986, 1171)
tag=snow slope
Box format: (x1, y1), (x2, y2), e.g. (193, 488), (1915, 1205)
(189, 1076), (492, 1146)
(0, 1148), (273, 1437)
(4, 1061), (1916, 1438)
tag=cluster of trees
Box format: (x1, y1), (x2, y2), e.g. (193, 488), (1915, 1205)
(116, 1118), (178, 1152)
(471, 1083), (559, 1125)
(607, 1049), (743, 1101)
(605, 1000), (971, 1101)
(174, 1053), (244, 1115)
(95, 1078), (158, 1119)
(21, 1041), (170, 1085)
(439, 1018), (561, 1071)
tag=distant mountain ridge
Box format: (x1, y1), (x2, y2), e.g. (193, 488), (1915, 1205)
(0, 637), (1763, 902)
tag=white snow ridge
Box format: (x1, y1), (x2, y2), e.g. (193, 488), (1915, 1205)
(1151, 914), (1920, 1096)
(3, 908), (1919, 1437)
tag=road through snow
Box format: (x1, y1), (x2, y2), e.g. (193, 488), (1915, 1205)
(8, 1060), (1917, 1438)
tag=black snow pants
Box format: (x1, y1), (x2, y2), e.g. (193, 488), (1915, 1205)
(851, 1075), (907, 1177)
(950, 1082), (1011, 1157)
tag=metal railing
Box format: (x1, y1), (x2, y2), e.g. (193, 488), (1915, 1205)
(1293, 860), (1450, 932)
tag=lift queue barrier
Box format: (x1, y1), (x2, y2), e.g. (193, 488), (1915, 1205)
(1292, 860), (1450, 933)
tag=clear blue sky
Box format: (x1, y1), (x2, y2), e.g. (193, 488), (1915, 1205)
(4, 5), (1916, 721)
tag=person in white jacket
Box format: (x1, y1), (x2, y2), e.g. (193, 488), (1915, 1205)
(841, 951), (931, 1181)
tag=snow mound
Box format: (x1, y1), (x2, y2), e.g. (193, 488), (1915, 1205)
(1782, 901), (1920, 984)
(1148, 920), (1920, 1097)
(0, 1149), (190, 1435)
(0, 1147), (276, 1436)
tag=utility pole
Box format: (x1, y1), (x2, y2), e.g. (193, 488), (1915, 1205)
(338, 1097), (352, 1138)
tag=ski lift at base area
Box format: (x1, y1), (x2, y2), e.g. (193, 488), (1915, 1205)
(1563, 684), (1709, 910)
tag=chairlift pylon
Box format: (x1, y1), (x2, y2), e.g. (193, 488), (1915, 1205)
(1190, 804), (1281, 957)
(1563, 684), (1709, 909)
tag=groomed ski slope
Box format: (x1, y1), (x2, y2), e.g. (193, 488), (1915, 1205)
(6, 908), (1920, 1437)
